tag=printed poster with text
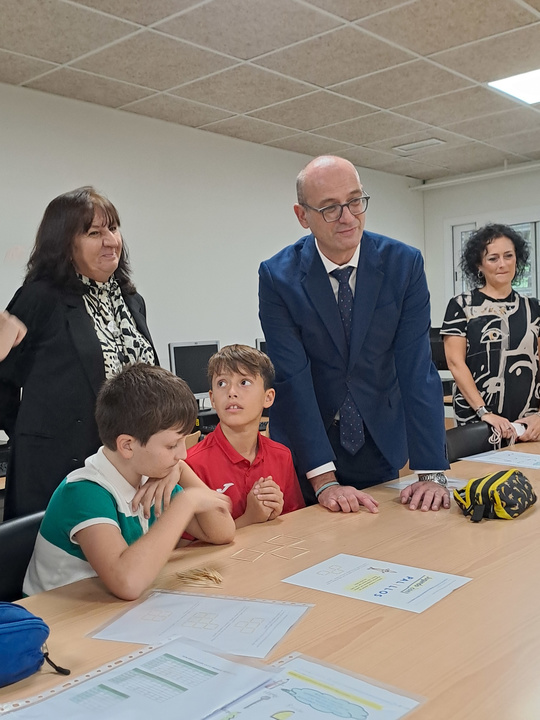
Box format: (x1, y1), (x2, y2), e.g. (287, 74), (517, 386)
(283, 554), (471, 613)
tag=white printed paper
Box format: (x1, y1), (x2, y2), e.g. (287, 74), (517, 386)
(208, 654), (422, 720)
(92, 591), (311, 658)
(283, 554), (470, 613)
(4, 639), (270, 719)
(460, 450), (540, 469)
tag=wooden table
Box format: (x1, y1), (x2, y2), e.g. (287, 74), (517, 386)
(2, 444), (540, 719)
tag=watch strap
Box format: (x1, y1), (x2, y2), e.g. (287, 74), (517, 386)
(417, 472), (448, 487)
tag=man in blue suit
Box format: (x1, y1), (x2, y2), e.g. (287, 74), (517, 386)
(258, 156), (450, 514)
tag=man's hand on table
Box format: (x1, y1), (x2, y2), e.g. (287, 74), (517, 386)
(400, 481), (451, 511)
(313, 471), (379, 514)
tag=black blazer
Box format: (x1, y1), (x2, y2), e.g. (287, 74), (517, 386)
(0, 280), (158, 519)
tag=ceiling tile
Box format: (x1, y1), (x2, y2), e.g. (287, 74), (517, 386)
(332, 60), (472, 109)
(123, 94), (232, 126)
(202, 115), (295, 143)
(316, 111), (428, 144)
(0, 0), (136, 63)
(266, 133), (355, 156)
(431, 24), (540, 82)
(73, 31), (235, 90)
(406, 142), (523, 171)
(170, 65), (312, 114)
(335, 145), (399, 169)
(0, 50), (57, 85)
(395, 86), (520, 126)
(249, 91), (374, 131)
(304, 0), (409, 21)
(155, 0), (341, 60)
(255, 26), (413, 87)
(1, 0), (538, 180)
(358, 0), (536, 55)
(488, 127), (540, 156)
(443, 107), (540, 140)
(25, 68), (154, 107)
(73, 0), (201, 25)
(366, 126), (466, 153)
(369, 156), (451, 180)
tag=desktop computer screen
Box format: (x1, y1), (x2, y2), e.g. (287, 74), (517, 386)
(168, 341), (219, 402)
(429, 328), (448, 371)
(255, 338), (267, 354)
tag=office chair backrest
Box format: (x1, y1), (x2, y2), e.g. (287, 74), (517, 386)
(185, 430), (201, 450)
(0, 511), (44, 602)
(446, 423), (495, 464)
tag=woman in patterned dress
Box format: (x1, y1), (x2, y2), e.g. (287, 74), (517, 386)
(441, 223), (540, 443)
(0, 187), (158, 519)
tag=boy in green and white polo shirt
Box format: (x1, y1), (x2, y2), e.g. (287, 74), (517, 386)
(24, 364), (235, 600)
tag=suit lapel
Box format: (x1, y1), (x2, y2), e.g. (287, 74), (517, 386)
(300, 236), (349, 362)
(349, 233), (384, 369)
(64, 292), (106, 396)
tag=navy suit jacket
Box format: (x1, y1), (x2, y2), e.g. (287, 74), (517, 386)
(258, 231), (449, 478)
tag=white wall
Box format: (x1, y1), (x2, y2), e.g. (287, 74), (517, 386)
(0, 83), (424, 364)
(423, 168), (540, 324)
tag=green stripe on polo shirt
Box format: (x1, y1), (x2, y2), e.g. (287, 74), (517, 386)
(40, 479), (145, 561)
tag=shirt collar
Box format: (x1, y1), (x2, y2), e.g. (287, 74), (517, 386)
(78, 273), (116, 292)
(87, 447), (148, 502)
(214, 423), (264, 467)
(315, 239), (360, 274)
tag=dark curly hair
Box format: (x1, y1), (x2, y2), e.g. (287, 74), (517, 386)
(24, 186), (135, 294)
(461, 223), (529, 288)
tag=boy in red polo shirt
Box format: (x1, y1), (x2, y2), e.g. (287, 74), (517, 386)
(186, 344), (305, 527)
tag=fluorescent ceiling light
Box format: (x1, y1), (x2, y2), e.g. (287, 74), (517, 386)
(392, 138), (445, 155)
(488, 68), (540, 104)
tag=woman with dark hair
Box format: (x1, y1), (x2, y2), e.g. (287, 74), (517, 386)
(441, 223), (540, 441)
(0, 187), (158, 519)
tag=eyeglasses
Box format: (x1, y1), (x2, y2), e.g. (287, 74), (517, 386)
(300, 194), (370, 223)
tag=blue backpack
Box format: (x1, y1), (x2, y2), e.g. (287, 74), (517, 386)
(0, 602), (69, 688)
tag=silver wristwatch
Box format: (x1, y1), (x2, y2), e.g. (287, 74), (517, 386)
(476, 405), (490, 419)
(417, 472), (448, 487)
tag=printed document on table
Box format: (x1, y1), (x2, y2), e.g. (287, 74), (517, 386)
(3, 639), (270, 719)
(92, 591), (311, 658)
(283, 554), (471, 613)
(208, 654), (423, 720)
(459, 450), (540, 469)
(386, 474), (466, 490)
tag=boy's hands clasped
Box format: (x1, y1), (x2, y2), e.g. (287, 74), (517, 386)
(242, 475), (284, 525)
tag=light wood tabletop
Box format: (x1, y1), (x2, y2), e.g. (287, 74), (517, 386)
(2, 443), (540, 719)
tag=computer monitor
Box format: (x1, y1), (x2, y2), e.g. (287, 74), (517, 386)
(168, 341), (219, 405)
(255, 338), (267, 354)
(429, 328), (448, 371)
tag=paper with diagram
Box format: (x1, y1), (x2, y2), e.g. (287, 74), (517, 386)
(460, 449), (540, 469)
(283, 554), (470, 613)
(1, 639), (270, 719)
(92, 591), (311, 657)
(208, 654), (422, 720)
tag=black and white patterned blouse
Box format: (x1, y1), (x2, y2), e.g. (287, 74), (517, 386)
(80, 274), (156, 378)
(441, 288), (540, 424)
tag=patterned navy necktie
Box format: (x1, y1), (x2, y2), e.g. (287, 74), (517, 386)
(330, 267), (365, 455)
